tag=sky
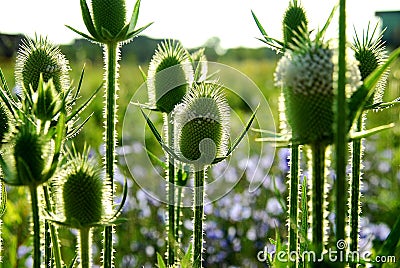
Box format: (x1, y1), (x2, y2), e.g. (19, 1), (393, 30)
(0, 0), (399, 49)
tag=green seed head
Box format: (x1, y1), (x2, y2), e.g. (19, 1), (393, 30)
(352, 25), (387, 105)
(174, 83), (230, 166)
(62, 151), (104, 228)
(148, 40), (193, 113)
(275, 42), (361, 144)
(13, 121), (47, 186)
(283, 0), (308, 48)
(92, 0), (126, 40)
(15, 36), (70, 93)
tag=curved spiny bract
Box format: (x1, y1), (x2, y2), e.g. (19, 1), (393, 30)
(0, 100), (10, 148)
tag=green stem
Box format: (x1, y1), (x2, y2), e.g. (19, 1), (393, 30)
(350, 118), (362, 268)
(29, 186), (41, 268)
(43, 185), (62, 268)
(80, 227), (91, 268)
(166, 113), (176, 266)
(336, 0), (348, 255)
(288, 145), (300, 267)
(103, 41), (119, 268)
(175, 186), (183, 245)
(193, 169), (205, 268)
(311, 144), (326, 260)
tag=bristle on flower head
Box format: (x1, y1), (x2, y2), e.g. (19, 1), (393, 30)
(148, 40), (193, 113)
(352, 24), (388, 105)
(275, 41), (361, 144)
(174, 83), (230, 166)
(92, 0), (126, 39)
(15, 36), (70, 93)
(61, 147), (110, 228)
(283, 0), (308, 49)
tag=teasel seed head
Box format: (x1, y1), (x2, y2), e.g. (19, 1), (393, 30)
(15, 36), (70, 94)
(174, 83), (230, 167)
(92, 0), (126, 39)
(148, 40), (193, 113)
(352, 24), (388, 105)
(283, 0), (308, 49)
(13, 120), (50, 186)
(275, 41), (361, 144)
(61, 148), (109, 228)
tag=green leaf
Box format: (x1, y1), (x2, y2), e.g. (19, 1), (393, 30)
(349, 123), (395, 140)
(65, 25), (97, 43)
(128, 0), (142, 33)
(127, 22), (153, 39)
(79, 0), (99, 40)
(67, 113), (93, 139)
(138, 66), (147, 82)
(67, 255), (78, 268)
(181, 243), (193, 267)
(377, 211), (400, 266)
(226, 105), (258, 156)
(146, 148), (168, 169)
(109, 177), (128, 220)
(0, 68), (19, 118)
(251, 10), (268, 38)
(67, 82), (101, 123)
(315, 4), (338, 42)
(156, 253), (167, 268)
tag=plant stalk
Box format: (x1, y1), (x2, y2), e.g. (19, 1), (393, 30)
(79, 227), (91, 268)
(288, 145), (300, 268)
(350, 118), (362, 268)
(336, 0), (348, 256)
(311, 143), (326, 259)
(166, 113), (176, 265)
(103, 41), (119, 268)
(30, 185), (41, 268)
(193, 169), (205, 268)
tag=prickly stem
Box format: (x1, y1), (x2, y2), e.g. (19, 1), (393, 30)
(79, 227), (91, 268)
(30, 185), (41, 268)
(193, 169), (205, 268)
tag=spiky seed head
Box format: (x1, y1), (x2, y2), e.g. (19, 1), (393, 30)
(31, 77), (63, 122)
(275, 42), (361, 144)
(283, 0), (308, 48)
(0, 100), (10, 147)
(13, 121), (48, 186)
(15, 36), (70, 94)
(190, 48), (208, 82)
(62, 151), (104, 228)
(174, 83), (230, 166)
(92, 0), (126, 40)
(148, 40), (193, 113)
(352, 25), (388, 105)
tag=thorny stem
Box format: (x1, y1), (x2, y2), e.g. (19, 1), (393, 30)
(43, 185), (62, 268)
(193, 169), (205, 268)
(350, 118), (362, 268)
(288, 145), (300, 268)
(166, 113), (176, 265)
(79, 227), (91, 268)
(103, 41), (119, 268)
(30, 186), (41, 268)
(311, 143), (326, 262)
(336, 0), (348, 262)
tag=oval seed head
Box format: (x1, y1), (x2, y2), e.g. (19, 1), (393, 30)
(275, 42), (361, 144)
(352, 25), (388, 105)
(148, 40), (193, 113)
(15, 36), (70, 93)
(174, 83), (230, 166)
(13, 121), (48, 186)
(92, 0), (126, 40)
(62, 153), (104, 228)
(283, 0), (308, 48)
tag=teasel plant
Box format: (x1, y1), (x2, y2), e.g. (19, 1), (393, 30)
(253, 0), (400, 266)
(45, 145), (127, 268)
(142, 76), (257, 267)
(0, 35), (99, 268)
(67, 0), (151, 266)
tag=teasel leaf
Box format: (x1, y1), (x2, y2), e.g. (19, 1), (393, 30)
(315, 4), (338, 43)
(79, 0), (101, 41)
(364, 97), (400, 110)
(128, 0), (141, 33)
(156, 253), (167, 268)
(0, 69), (20, 118)
(348, 46), (400, 126)
(66, 83), (101, 123)
(126, 22), (153, 40)
(145, 148), (168, 169)
(251, 10), (284, 52)
(349, 123), (394, 141)
(65, 25), (98, 43)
